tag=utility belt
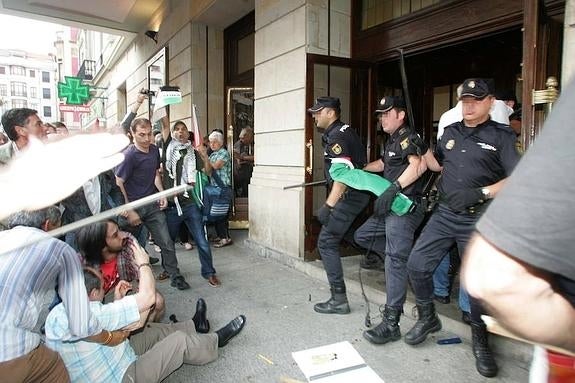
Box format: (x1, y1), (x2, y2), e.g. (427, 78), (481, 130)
(438, 193), (492, 215)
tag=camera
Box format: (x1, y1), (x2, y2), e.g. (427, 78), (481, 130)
(140, 89), (156, 97)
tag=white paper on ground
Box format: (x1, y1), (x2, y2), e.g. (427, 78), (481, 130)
(292, 341), (384, 382)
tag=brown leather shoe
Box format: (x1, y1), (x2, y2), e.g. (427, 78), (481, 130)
(208, 275), (221, 288)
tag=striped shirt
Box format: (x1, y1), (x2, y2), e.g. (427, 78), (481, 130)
(45, 296), (140, 383)
(0, 226), (101, 362)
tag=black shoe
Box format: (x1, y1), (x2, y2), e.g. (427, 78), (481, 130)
(404, 303), (442, 345)
(171, 276), (190, 290)
(193, 298), (210, 334)
(149, 256), (160, 265)
(461, 311), (471, 325)
(216, 315), (246, 347)
(433, 294), (450, 304)
(360, 254), (384, 270)
(471, 322), (498, 377)
(363, 306), (402, 344)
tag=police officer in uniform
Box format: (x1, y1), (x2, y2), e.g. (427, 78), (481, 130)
(354, 96), (427, 344)
(404, 79), (520, 378)
(308, 96), (370, 315)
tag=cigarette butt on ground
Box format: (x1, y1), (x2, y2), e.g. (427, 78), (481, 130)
(257, 353), (274, 365)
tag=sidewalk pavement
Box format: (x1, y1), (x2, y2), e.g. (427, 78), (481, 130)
(154, 230), (530, 383)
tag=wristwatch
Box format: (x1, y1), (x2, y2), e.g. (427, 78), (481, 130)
(481, 187), (490, 199)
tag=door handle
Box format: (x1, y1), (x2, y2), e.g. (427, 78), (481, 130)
(306, 139), (313, 175)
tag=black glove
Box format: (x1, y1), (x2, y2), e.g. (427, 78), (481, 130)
(446, 188), (484, 212)
(374, 181), (401, 217)
(317, 204), (333, 226)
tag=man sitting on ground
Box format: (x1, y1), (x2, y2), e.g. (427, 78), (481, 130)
(76, 219), (166, 322)
(45, 240), (246, 383)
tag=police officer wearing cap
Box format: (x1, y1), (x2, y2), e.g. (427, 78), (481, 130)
(308, 96), (370, 315)
(354, 96), (428, 345)
(404, 78), (520, 378)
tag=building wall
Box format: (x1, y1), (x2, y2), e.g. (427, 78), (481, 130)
(0, 50), (58, 124)
(249, 0), (351, 258)
(94, 0), (224, 137)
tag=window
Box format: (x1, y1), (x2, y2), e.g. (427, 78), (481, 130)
(11, 82), (27, 97)
(0, 67), (5, 75)
(11, 66), (25, 76)
(29, 70), (35, 78)
(30, 103), (38, 111)
(43, 106), (52, 117)
(42, 71), (50, 82)
(30, 87), (37, 98)
(42, 88), (51, 99)
(12, 99), (28, 108)
(0, 84), (6, 96)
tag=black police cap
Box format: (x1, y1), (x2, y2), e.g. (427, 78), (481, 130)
(460, 78), (491, 99)
(308, 96), (341, 113)
(375, 96), (406, 114)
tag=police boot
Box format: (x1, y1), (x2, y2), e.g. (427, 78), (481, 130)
(404, 302), (442, 345)
(471, 322), (498, 377)
(313, 283), (350, 314)
(363, 306), (401, 344)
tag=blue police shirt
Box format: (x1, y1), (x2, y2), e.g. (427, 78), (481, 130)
(437, 119), (520, 195)
(322, 119), (366, 184)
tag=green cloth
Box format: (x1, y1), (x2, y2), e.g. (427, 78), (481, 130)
(329, 162), (414, 216)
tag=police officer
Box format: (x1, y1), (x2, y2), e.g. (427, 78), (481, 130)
(308, 96), (370, 315)
(405, 79), (520, 378)
(354, 96), (428, 344)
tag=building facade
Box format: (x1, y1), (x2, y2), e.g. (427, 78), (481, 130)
(0, 49), (58, 124)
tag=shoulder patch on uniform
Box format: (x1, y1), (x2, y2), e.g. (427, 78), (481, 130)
(331, 143), (342, 155)
(399, 127), (407, 136)
(400, 138), (409, 150)
(339, 124), (349, 132)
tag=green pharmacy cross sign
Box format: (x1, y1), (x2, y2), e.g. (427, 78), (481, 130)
(57, 76), (91, 105)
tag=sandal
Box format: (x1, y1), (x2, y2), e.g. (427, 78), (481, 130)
(214, 238), (232, 248)
(156, 271), (170, 281)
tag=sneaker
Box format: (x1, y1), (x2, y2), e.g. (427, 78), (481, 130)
(153, 244), (162, 253)
(184, 242), (194, 250)
(149, 256), (160, 265)
(171, 276), (190, 290)
(208, 275), (221, 288)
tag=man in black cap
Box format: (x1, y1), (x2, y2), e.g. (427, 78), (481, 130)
(355, 96), (428, 345)
(308, 96), (370, 315)
(404, 78), (520, 377)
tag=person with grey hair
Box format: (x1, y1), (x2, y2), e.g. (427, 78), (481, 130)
(0, 208), (129, 381)
(233, 127), (254, 197)
(208, 130), (233, 248)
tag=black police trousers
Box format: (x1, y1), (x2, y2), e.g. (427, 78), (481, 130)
(318, 188), (370, 286)
(406, 204), (485, 323)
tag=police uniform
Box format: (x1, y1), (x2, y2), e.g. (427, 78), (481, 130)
(308, 96), (370, 315)
(355, 97), (427, 344)
(404, 78), (521, 377)
(319, 118), (370, 286)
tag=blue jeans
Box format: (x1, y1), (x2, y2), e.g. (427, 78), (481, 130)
(165, 203), (216, 279)
(354, 202), (425, 308)
(433, 253), (470, 312)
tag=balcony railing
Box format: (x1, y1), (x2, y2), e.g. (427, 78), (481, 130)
(77, 59), (96, 81)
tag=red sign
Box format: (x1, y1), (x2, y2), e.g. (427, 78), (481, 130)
(59, 104), (91, 113)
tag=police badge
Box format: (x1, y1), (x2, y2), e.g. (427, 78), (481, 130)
(331, 143), (342, 155)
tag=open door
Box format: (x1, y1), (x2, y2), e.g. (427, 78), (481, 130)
(226, 87), (254, 229)
(304, 54), (374, 260)
(521, 0), (563, 150)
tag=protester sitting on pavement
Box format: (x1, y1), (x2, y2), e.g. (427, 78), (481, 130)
(208, 130), (233, 248)
(160, 118), (221, 287)
(45, 240), (246, 383)
(115, 117), (191, 290)
(76, 220), (166, 322)
(0, 207), (129, 382)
